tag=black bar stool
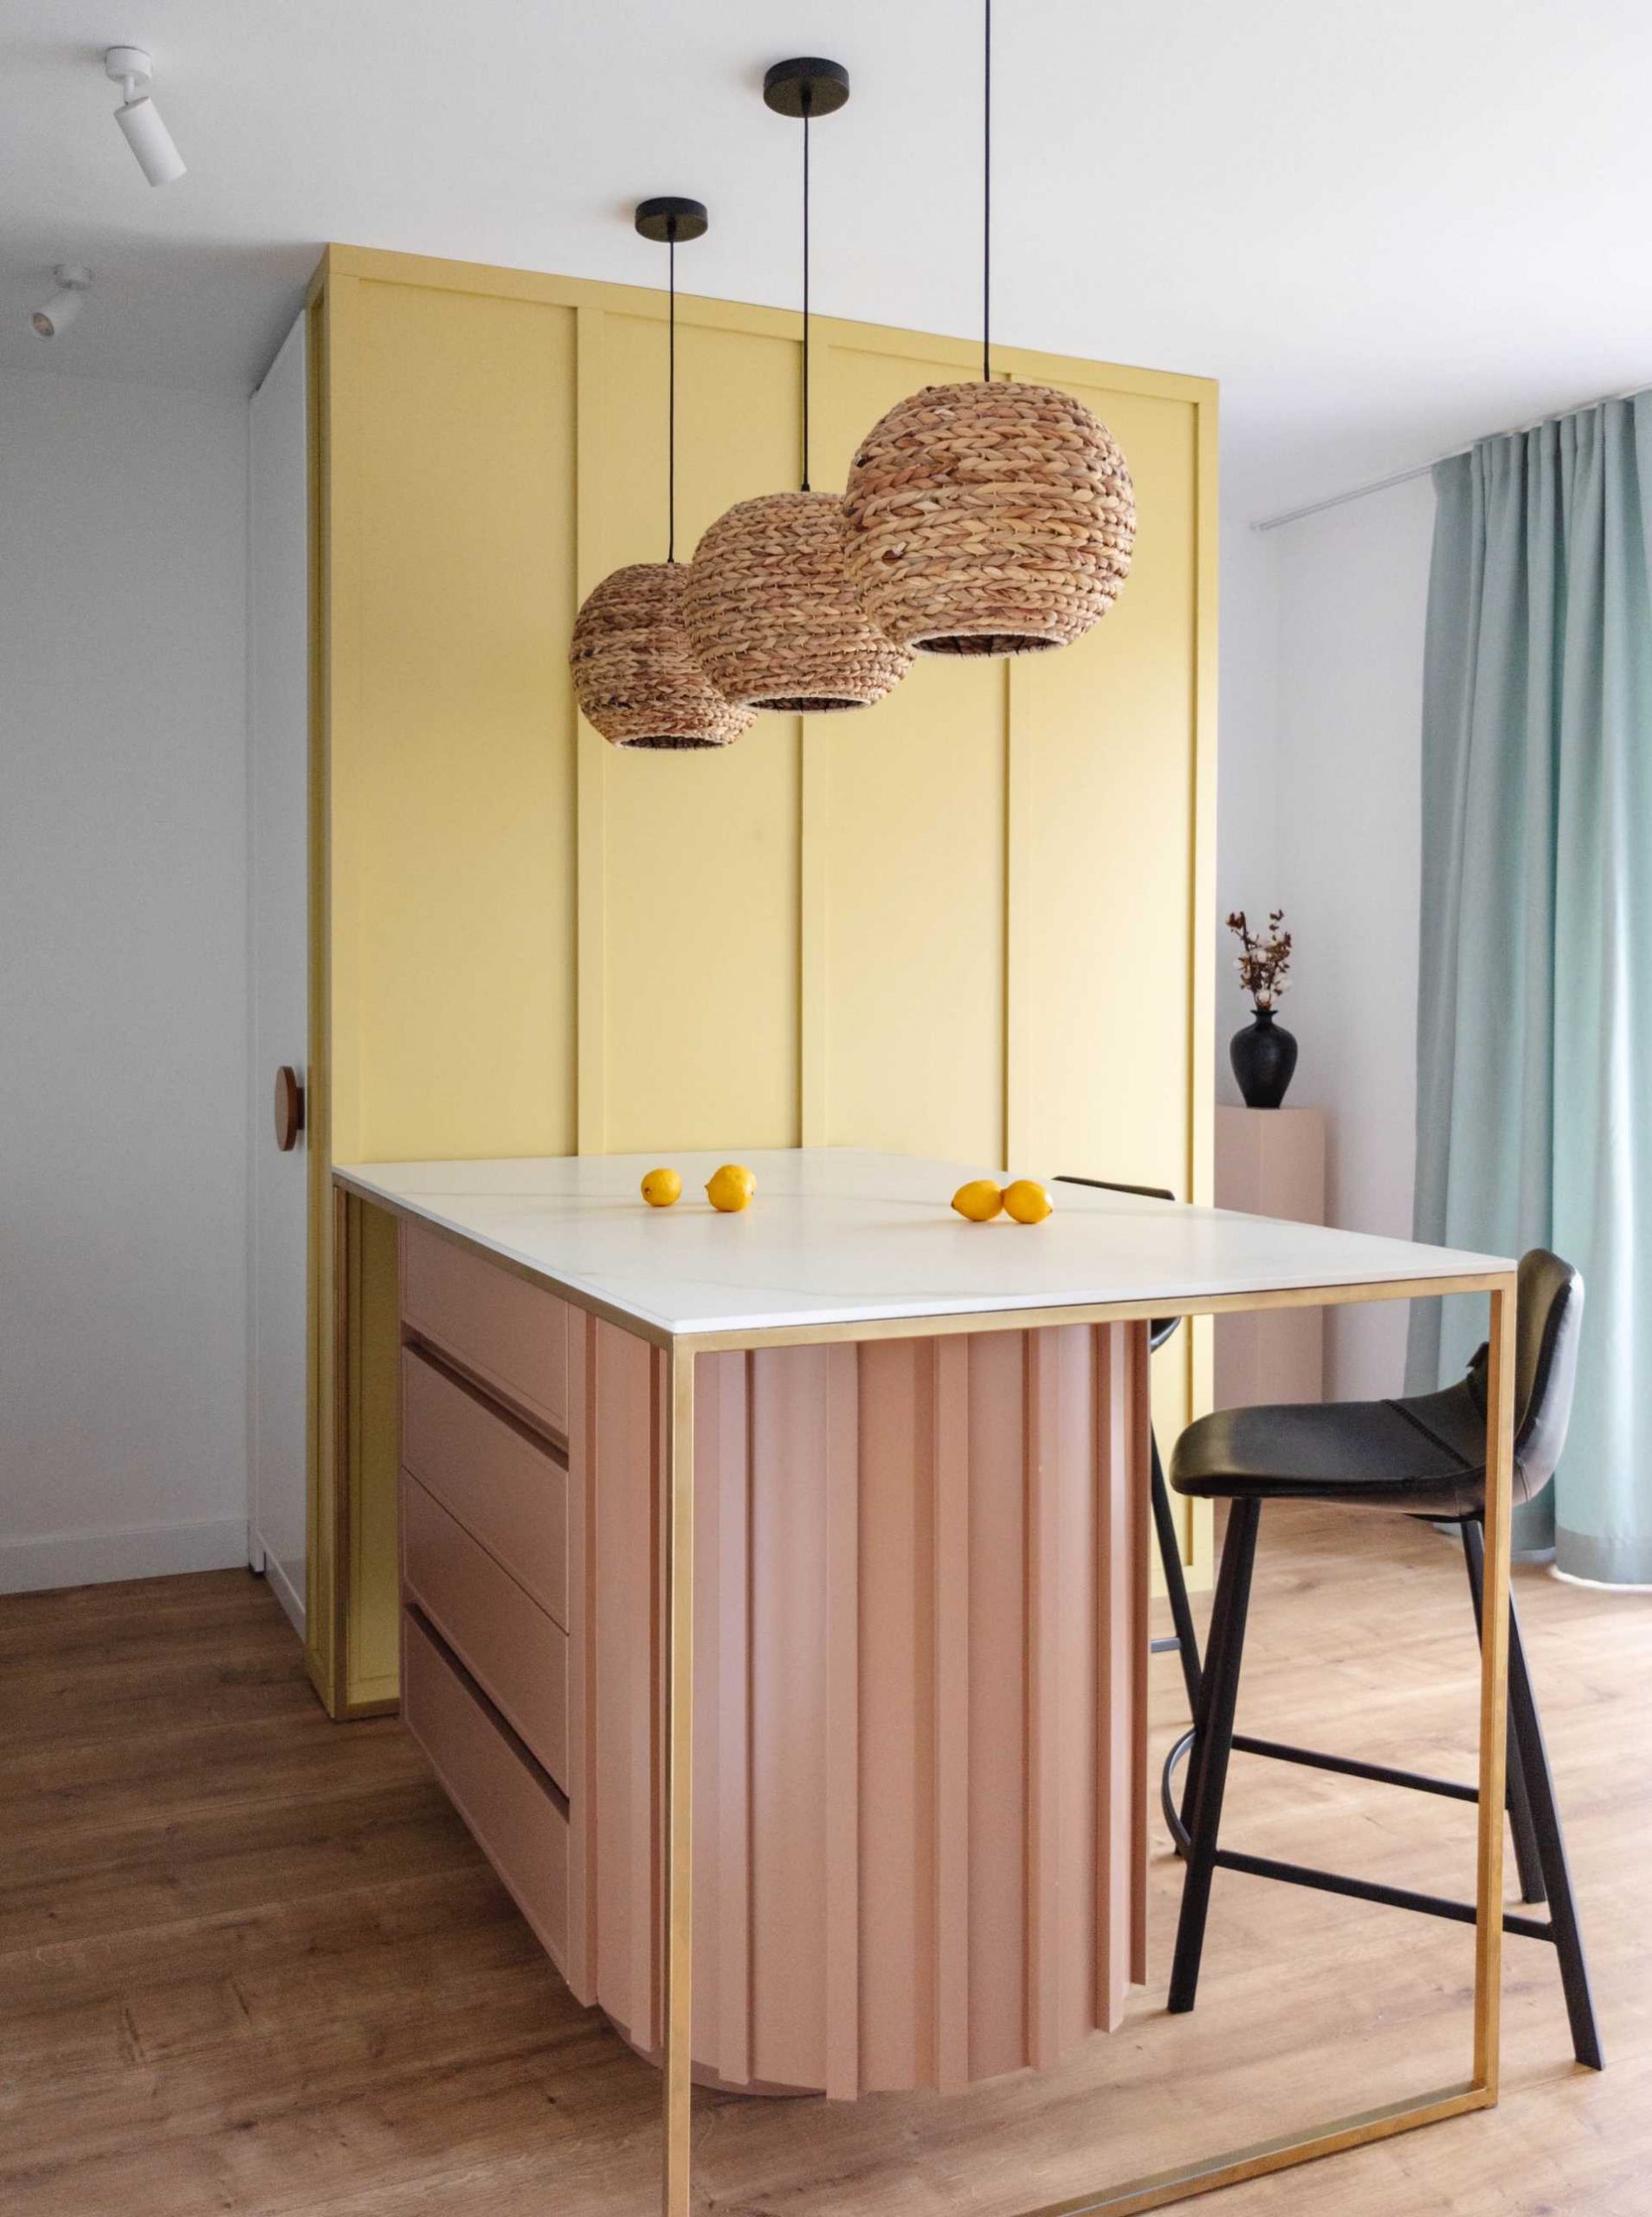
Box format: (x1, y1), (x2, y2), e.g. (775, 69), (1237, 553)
(1163, 1248), (1602, 2069)
(1055, 1178), (1202, 1718)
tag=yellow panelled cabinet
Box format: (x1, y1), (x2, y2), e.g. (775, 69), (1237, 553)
(305, 244), (1216, 1716)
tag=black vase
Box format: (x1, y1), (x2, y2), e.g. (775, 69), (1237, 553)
(1230, 1005), (1297, 1108)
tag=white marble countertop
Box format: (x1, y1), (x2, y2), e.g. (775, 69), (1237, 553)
(332, 1149), (1513, 1340)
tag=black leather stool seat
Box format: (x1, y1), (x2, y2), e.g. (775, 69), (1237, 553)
(1173, 1248), (1583, 1519)
(1171, 1379), (1488, 1517)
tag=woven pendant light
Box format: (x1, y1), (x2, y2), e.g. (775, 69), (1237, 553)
(841, 4), (1136, 657)
(570, 561), (751, 749)
(568, 199), (754, 750)
(683, 61), (911, 714)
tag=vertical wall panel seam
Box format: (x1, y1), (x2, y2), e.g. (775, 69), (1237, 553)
(799, 721), (827, 1147)
(1003, 658), (1023, 1169)
(573, 305), (608, 1154)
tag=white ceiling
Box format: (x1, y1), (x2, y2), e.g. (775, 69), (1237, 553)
(3, 0), (1649, 517)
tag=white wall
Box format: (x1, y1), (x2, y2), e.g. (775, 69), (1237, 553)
(1215, 514), (1281, 1108)
(1274, 479), (1435, 1395)
(1216, 475), (1436, 1398)
(0, 370), (250, 1590)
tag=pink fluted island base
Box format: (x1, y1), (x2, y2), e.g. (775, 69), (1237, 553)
(397, 1221), (1152, 2101)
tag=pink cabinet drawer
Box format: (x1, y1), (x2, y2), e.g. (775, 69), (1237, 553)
(402, 1473), (568, 1788)
(403, 1609), (569, 1973)
(401, 1347), (569, 1629)
(401, 1219), (570, 1438)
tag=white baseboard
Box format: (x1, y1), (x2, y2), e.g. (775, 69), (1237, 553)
(0, 1517), (250, 1595)
(261, 1547), (307, 1638)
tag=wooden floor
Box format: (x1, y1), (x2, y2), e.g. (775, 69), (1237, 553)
(2, 1505), (1646, 2215)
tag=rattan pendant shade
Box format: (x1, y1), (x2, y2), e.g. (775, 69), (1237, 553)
(568, 197), (753, 751)
(841, 2), (1135, 658)
(570, 561), (753, 748)
(685, 488), (909, 712)
(842, 379), (1135, 656)
(684, 59), (911, 715)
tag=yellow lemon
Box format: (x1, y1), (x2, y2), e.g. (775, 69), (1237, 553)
(1003, 1178), (1054, 1225)
(951, 1178), (1003, 1223)
(641, 1167), (681, 1209)
(706, 1163), (757, 1213)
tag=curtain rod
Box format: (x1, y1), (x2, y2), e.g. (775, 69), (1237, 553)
(1251, 379), (1651, 535)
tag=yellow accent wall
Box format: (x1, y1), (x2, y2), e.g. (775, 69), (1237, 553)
(307, 245), (1217, 1715)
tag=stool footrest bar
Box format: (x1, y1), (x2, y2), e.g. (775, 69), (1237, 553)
(1214, 1847), (1556, 1942)
(1230, 1734), (1480, 1804)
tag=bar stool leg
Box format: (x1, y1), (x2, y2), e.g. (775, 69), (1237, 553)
(1176, 1494), (1244, 1835)
(1460, 1522), (1546, 1906)
(1169, 1497), (1262, 2014)
(1151, 1434), (1204, 1716)
(1507, 1590), (1605, 2070)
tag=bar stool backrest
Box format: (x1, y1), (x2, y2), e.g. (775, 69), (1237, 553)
(1454, 1249), (1584, 1507)
(1504, 1249), (1584, 1504)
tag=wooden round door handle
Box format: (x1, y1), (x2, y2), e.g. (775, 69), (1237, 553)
(274, 1066), (306, 1152)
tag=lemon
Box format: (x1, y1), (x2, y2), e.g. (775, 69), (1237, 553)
(641, 1167), (681, 1209)
(951, 1178), (1003, 1223)
(1003, 1178), (1054, 1225)
(706, 1163), (756, 1213)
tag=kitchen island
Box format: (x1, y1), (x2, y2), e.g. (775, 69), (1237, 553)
(333, 1147), (1516, 2217)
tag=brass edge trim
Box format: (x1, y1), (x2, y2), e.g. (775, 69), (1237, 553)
(651, 1273), (1514, 2209)
(674, 1272), (1517, 1354)
(661, 1345), (696, 2217)
(1017, 2083), (1488, 2217)
(1474, 1281), (1517, 2091)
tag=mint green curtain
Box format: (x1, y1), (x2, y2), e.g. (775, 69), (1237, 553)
(1409, 390), (1652, 1581)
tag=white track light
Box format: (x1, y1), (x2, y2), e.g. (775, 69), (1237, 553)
(30, 266), (93, 340)
(104, 46), (186, 186)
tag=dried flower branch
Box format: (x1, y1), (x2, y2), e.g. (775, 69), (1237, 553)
(1227, 908), (1293, 1011)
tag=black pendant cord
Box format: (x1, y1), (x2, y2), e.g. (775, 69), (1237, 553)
(763, 59), (849, 482)
(633, 195), (707, 559)
(667, 228), (677, 563)
(800, 94), (812, 492)
(982, 0), (992, 383)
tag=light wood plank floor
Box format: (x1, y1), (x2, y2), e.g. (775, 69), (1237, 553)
(1, 1505), (1644, 2214)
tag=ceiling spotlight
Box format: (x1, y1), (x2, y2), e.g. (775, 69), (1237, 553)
(104, 45), (187, 186)
(30, 265), (93, 340)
